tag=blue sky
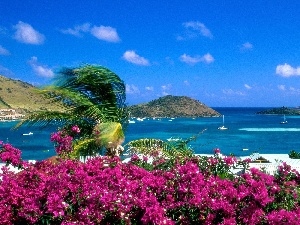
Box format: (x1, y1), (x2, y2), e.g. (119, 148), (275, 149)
(1, 0), (300, 107)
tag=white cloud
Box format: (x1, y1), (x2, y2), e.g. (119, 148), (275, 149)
(161, 84), (172, 91)
(278, 85), (286, 91)
(240, 42), (253, 51)
(181, 21), (213, 39)
(244, 84), (252, 89)
(179, 53), (214, 65)
(184, 80), (190, 86)
(161, 84), (172, 95)
(90, 25), (120, 42)
(122, 50), (150, 66)
(13, 21), (45, 44)
(289, 87), (300, 94)
(60, 23), (90, 37)
(145, 86), (154, 91)
(0, 45), (10, 55)
(276, 63), (300, 77)
(278, 85), (300, 94)
(28, 56), (54, 78)
(202, 53), (214, 64)
(126, 84), (140, 94)
(180, 54), (201, 64)
(222, 89), (245, 96)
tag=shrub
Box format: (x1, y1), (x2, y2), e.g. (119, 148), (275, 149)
(0, 135), (300, 224)
(289, 150), (300, 159)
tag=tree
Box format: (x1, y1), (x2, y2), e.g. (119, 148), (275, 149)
(16, 65), (128, 158)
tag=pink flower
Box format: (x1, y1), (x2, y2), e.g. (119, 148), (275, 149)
(71, 125), (80, 134)
(214, 148), (221, 154)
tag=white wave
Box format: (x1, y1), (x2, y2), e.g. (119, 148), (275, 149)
(239, 128), (300, 132)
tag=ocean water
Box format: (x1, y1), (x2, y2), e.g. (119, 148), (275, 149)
(1, 107), (300, 161)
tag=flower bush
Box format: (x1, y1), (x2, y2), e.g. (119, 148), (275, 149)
(50, 125), (80, 158)
(0, 135), (300, 224)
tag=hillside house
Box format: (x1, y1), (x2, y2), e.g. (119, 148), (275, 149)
(0, 109), (25, 121)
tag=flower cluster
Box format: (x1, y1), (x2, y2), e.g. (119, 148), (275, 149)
(50, 126), (80, 156)
(71, 125), (80, 134)
(0, 141), (23, 167)
(0, 142), (300, 224)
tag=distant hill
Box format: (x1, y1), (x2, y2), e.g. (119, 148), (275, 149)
(128, 95), (221, 118)
(0, 75), (65, 113)
(256, 106), (300, 115)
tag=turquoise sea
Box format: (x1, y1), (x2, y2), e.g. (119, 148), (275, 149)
(1, 107), (300, 161)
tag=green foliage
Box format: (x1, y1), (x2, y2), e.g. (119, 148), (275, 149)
(93, 122), (124, 148)
(289, 150), (300, 159)
(125, 137), (194, 159)
(0, 75), (64, 112)
(128, 95), (220, 118)
(15, 65), (129, 157)
(125, 130), (206, 160)
(72, 122), (125, 157)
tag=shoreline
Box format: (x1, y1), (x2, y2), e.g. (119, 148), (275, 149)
(1, 153), (299, 176)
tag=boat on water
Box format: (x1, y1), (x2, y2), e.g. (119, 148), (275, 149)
(218, 115), (228, 130)
(128, 119), (136, 123)
(23, 132), (33, 136)
(280, 115), (288, 124)
(167, 137), (181, 142)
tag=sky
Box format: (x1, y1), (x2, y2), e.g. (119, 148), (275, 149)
(1, 0), (300, 107)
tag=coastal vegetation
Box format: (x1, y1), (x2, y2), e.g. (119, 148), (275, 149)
(256, 106), (300, 115)
(0, 75), (65, 113)
(1, 137), (300, 224)
(289, 150), (300, 159)
(15, 65), (128, 158)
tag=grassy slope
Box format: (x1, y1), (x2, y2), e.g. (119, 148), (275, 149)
(0, 75), (65, 113)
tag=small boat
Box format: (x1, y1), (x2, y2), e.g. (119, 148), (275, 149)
(128, 120), (136, 123)
(167, 137), (181, 142)
(218, 115), (228, 130)
(242, 148), (249, 151)
(280, 115), (288, 124)
(23, 132), (33, 136)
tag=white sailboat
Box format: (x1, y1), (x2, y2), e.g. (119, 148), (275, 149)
(280, 114), (288, 124)
(218, 115), (228, 130)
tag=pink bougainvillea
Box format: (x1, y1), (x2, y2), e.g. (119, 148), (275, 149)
(0, 134), (300, 224)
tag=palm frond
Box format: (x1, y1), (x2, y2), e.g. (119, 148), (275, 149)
(125, 136), (196, 159)
(125, 138), (170, 156)
(40, 86), (94, 108)
(14, 111), (74, 129)
(56, 65), (126, 108)
(52, 65), (128, 125)
(93, 122), (124, 148)
(15, 65), (129, 158)
(72, 138), (99, 158)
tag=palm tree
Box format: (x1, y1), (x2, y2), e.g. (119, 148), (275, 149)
(16, 65), (128, 158)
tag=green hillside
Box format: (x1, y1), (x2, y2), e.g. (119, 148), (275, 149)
(0, 75), (65, 113)
(128, 95), (221, 118)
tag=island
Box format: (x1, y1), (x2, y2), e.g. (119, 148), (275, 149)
(256, 106), (300, 115)
(128, 95), (221, 118)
